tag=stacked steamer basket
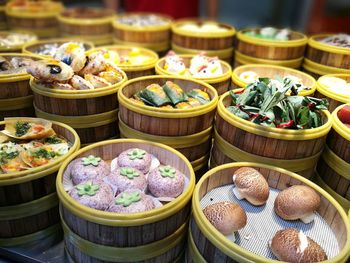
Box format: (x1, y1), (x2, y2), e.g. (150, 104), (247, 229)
(0, 118), (80, 248)
(118, 75), (218, 179)
(155, 54), (232, 96)
(0, 53), (42, 120)
(57, 139), (195, 262)
(90, 45), (159, 79)
(57, 7), (116, 46)
(112, 13), (172, 55)
(5, 0), (63, 39)
(235, 28), (307, 69)
(0, 0), (7, 30)
(231, 64), (317, 97)
(303, 34), (350, 79)
(188, 162), (350, 262)
(0, 31), (37, 53)
(314, 74), (350, 112)
(315, 104), (350, 212)
(171, 19), (235, 64)
(212, 86), (332, 179)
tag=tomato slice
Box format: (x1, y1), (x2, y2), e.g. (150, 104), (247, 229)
(32, 124), (45, 134)
(337, 105), (350, 125)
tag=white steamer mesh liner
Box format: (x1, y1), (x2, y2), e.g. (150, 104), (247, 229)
(200, 184), (339, 260)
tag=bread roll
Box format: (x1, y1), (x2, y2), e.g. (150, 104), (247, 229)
(274, 185), (320, 223)
(232, 167), (269, 205)
(270, 228), (327, 263)
(203, 201), (247, 236)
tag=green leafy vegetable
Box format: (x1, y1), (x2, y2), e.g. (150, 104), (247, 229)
(15, 122), (31, 137)
(31, 148), (56, 159)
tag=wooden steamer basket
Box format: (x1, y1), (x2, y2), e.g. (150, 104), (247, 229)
(0, 31), (37, 52)
(5, 0), (63, 39)
(0, 5), (7, 30)
(58, 8), (116, 46)
(302, 58), (350, 80)
(315, 74), (350, 112)
(155, 54), (232, 96)
(232, 64), (317, 97)
(0, 53), (42, 120)
(189, 162), (350, 263)
(118, 75), (218, 175)
(0, 120), (80, 247)
(113, 13), (172, 53)
(212, 91), (332, 179)
(57, 139), (195, 263)
(171, 19), (235, 63)
(30, 71), (128, 145)
(91, 45), (159, 79)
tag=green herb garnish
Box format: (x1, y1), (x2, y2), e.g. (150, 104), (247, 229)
(127, 149), (146, 160)
(76, 181), (100, 196)
(31, 148), (56, 159)
(115, 191), (141, 207)
(120, 167), (140, 179)
(81, 155), (101, 166)
(15, 122), (31, 137)
(45, 136), (62, 144)
(159, 165), (176, 178)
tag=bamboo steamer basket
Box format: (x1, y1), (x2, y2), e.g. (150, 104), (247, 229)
(0, 119), (80, 246)
(186, 228), (206, 263)
(306, 34), (350, 70)
(0, 31), (37, 52)
(171, 43), (233, 64)
(22, 38), (95, 58)
(302, 58), (350, 80)
(315, 74), (350, 112)
(118, 75), (218, 136)
(5, 1), (63, 39)
(58, 8), (116, 46)
(171, 19), (235, 50)
(0, 95), (34, 120)
(57, 138), (195, 263)
(155, 55), (232, 96)
(91, 45), (159, 79)
(112, 12), (172, 53)
(236, 28), (307, 60)
(234, 50), (303, 69)
(191, 162), (350, 263)
(231, 64), (316, 97)
(0, 5), (7, 30)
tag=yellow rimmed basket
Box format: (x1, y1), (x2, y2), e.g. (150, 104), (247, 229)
(0, 95), (35, 120)
(118, 75), (218, 136)
(90, 45), (159, 79)
(306, 34), (350, 70)
(231, 64), (317, 97)
(236, 28), (308, 60)
(58, 8), (116, 46)
(113, 12), (172, 53)
(5, 1), (63, 39)
(302, 58), (350, 80)
(22, 38), (95, 58)
(234, 50), (303, 69)
(191, 162), (350, 263)
(155, 54), (232, 95)
(57, 138), (195, 262)
(214, 91), (332, 178)
(0, 30), (37, 52)
(0, 119), (80, 246)
(315, 74), (350, 112)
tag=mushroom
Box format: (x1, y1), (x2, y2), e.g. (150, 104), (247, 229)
(232, 167), (270, 206)
(274, 185), (320, 224)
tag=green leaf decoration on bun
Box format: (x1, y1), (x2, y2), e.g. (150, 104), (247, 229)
(115, 191), (141, 207)
(81, 155), (101, 166)
(76, 181), (100, 196)
(127, 148), (146, 160)
(159, 165), (176, 178)
(120, 167), (140, 179)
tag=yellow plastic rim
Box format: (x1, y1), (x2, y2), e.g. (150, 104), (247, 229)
(218, 91), (332, 140)
(0, 223), (61, 247)
(0, 120), (80, 184)
(118, 75), (218, 119)
(231, 64), (317, 97)
(321, 145), (350, 181)
(237, 28), (308, 47)
(235, 51), (303, 68)
(308, 34), (350, 54)
(171, 18), (235, 38)
(188, 228), (206, 263)
(192, 162), (350, 263)
(213, 128), (322, 172)
(317, 74), (350, 103)
(10, 27), (59, 38)
(22, 38), (95, 58)
(314, 172), (350, 211)
(113, 12), (172, 32)
(303, 58), (350, 76)
(0, 95), (33, 111)
(62, 217), (187, 262)
(155, 55), (232, 84)
(0, 192), (58, 220)
(119, 117), (212, 149)
(57, 10), (115, 25)
(332, 104), (350, 142)
(90, 45), (159, 71)
(30, 74), (127, 99)
(171, 43), (233, 59)
(56, 139), (195, 227)
(113, 38), (169, 52)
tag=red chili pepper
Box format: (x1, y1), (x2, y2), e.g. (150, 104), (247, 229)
(276, 120), (294, 128)
(308, 103), (316, 110)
